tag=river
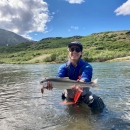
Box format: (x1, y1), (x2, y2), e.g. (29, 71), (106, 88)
(0, 62), (130, 130)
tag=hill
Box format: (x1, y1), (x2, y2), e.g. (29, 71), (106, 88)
(0, 28), (31, 46)
(0, 30), (130, 64)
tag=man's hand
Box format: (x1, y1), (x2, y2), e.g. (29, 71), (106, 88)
(46, 81), (53, 90)
(71, 84), (83, 92)
(41, 81), (53, 94)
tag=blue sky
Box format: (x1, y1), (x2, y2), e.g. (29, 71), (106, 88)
(0, 0), (130, 41)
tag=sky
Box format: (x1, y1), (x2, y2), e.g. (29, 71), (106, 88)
(0, 0), (130, 41)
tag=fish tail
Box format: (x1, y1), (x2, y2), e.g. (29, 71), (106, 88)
(92, 78), (98, 88)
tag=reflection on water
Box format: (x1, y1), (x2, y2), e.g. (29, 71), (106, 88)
(0, 62), (130, 130)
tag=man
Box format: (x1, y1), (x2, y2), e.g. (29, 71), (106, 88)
(42, 41), (105, 110)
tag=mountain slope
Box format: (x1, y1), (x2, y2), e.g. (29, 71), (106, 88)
(0, 28), (31, 46)
(0, 30), (130, 63)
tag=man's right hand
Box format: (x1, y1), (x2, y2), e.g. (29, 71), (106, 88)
(46, 81), (53, 90)
(71, 84), (83, 92)
(41, 81), (53, 94)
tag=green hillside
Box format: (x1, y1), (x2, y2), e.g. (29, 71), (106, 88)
(0, 28), (31, 46)
(0, 30), (130, 64)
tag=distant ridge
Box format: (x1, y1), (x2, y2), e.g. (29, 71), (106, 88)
(0, 30), (130, 63)
(0, 28), (32, 46)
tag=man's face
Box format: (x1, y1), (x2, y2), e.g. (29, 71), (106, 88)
(68, 45), (82, 61)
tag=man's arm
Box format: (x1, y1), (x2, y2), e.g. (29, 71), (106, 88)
(80, 64), (93, 82)
(56, 64), (67, 78)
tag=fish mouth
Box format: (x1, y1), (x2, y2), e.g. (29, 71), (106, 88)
(40, 80), (46, 84)
(40, 81), (43, 84)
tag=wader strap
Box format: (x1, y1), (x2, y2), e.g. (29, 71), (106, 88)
(66, 62), (85, 77)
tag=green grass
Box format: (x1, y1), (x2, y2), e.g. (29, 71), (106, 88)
(0, 30), (130, 64)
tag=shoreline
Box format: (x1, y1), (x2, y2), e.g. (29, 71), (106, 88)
(106, 56), (130, 62)
(0, 55), (130, 64)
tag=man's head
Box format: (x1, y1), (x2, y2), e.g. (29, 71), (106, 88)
(68, 41), (83, 61)
(68, 41), (83, 52)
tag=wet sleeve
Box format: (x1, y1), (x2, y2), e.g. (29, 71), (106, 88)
(80, 64), (93, 82)
(56, 64), (67, 78)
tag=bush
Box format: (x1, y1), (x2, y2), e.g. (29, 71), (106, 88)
(43, 54), (56, 62)
(34, 60), (40, 63)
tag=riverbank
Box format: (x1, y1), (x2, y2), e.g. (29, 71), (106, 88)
(0, 30), (130, 64)
(27, 54), (51, 63)
(106, 56), (130, 62)
(27, 54), (130, 64)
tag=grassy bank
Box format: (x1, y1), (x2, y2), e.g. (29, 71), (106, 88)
(0, 48), (129, 64)
(0, 30), (130, 64)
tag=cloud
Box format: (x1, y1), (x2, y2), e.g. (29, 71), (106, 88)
(0, 0), (52, 38)
(68, 26), (79, 32)
(115, 0), (130, 15)
(71, 26), (79, 30)
(66, 0), (85, 4)
(52, 12), (55, 15)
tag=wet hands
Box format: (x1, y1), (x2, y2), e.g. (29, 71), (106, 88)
(72, 79), (85, 92)
(71, 84), (83, 92)
(41, 81), (53, 94)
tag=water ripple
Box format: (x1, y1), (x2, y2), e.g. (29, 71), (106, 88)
(0, 62), (130, 130)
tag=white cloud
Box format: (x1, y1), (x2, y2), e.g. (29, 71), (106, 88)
(66, 0), (85, 4)
(25, 35), (33, 40)
(0, 0), (52, 38)
(115, 0), (130, 15)
(71, 26), (79, 30)
(52, 12), (55, 15)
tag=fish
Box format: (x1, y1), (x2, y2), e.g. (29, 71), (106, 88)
(40, 77), (98, 92)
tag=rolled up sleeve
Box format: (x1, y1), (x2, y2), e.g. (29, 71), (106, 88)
(80, 64), (93, 82)
(56, 64), (67, 78)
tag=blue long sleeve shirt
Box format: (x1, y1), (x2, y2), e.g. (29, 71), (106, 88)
(57, 59), (93, 82)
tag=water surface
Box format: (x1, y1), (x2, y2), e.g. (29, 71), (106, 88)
(0, 62), (130, 130)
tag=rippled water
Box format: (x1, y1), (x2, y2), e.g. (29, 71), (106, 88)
(0, 62), (130, 130)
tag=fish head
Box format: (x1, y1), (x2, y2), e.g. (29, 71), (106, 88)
(40, 78), (48, 85)
(40, 80), (44, 84)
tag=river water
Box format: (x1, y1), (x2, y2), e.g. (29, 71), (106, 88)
(0, 62), (130, 130)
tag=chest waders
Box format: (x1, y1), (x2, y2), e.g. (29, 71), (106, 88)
(61, 63), (105, 110)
